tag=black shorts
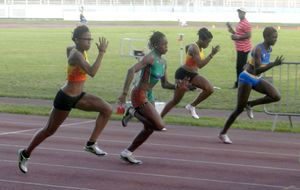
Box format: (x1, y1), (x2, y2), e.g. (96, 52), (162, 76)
(53, 90), (85, 111)
(175, 67), (198, 81)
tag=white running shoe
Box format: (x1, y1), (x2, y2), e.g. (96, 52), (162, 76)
(185, 104), (199, 119)
(245, 105), (254, 119)
(120, 149), (142, 164)
(218, 134), (233, 144)
(18, 149), (29, 173)
(84, 143), (107, 156)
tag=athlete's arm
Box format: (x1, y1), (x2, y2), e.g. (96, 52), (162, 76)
(160, 60), (175, 90)
(118, 54), (153, 104)
(70, 37), (108, 77)
(193, 45), (220, 69)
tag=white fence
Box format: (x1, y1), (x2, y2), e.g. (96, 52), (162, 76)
(1, 0), (300, 23)
(264, 62), (300, 131)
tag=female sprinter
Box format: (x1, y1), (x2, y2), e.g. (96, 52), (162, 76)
(18, 25), (111, 173)
(118, 31), (177, 164)
(219, 26), (284, 144)
(160, 27), (220, 119)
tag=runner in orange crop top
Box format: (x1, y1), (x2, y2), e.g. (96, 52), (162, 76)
(18, 25), (112, 173)
(184, 43), (205, 70)
(160, 27), (220, 120)
(67, 51), (88, 82)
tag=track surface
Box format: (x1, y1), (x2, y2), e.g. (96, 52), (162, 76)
(0, 113), (299, 190)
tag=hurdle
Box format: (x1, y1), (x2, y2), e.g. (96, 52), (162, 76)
(119, 37), (147, 60)
(263, 62), (300, 131)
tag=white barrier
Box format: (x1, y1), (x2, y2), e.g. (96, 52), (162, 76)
(264, 62), (300, 131)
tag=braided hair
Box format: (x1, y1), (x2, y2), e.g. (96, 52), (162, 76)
(72, 25), (90, 42)
(148, 31), (166, 50)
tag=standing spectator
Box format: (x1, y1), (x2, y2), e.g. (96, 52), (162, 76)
(227, 7), (252, 88)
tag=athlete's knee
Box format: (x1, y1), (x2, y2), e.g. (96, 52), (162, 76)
(101, 104), (113, 117)
(203, 85), (214, 95)
(236, 105), (245, 113)
(272, 93), (281, 102)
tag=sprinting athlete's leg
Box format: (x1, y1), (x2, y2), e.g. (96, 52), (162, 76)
(76, 93), (112, 142)
(75, 93), (112, 156)
(25, 108), (70, 156)
(247, 79), (281, 107)
(189, 75), (214, 107)
(220, 83), (252, 135)
(160, 86), (186, 118)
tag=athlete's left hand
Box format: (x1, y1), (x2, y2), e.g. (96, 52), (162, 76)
(273, 55), (284, 66)
(96, 37), (109, 53)
(211, 45), (220, 56)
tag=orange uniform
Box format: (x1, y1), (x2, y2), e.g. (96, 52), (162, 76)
(185, 43), (205, 69)
(67, 51), (89, 82)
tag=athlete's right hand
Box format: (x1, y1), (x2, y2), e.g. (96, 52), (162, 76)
(176, 77), (190, 91)
(118, 94), (126, 104)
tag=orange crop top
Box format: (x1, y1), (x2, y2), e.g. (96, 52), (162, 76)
(67, 51), (89, 82)
(185, 43), (205, 69)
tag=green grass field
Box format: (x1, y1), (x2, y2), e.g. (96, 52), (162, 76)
(0, 20), (299, 131)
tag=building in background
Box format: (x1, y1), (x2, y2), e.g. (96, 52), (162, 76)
(0, 0), (300, 23)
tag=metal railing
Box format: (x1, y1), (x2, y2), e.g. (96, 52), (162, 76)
(263, 62), (300, 131)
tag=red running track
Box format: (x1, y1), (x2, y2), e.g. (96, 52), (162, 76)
(0, 113), (299, 190)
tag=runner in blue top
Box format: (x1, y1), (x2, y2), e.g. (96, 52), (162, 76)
(219, 26), (284, 144)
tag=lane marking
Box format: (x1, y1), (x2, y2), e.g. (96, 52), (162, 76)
(0, 179), (96, 190)
(0, 129), (37, 136)
(1, 119), (300, 145)
(1, 160), (298, 189)
(0, 146), (299, 172)
(1, 132), (298, 158)
(0, 120), (94, 136)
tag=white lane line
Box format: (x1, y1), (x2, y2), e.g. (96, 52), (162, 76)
(0, 145), (299, 173)
(1, 160), (298, 189)
(0, 129), (37, 136)
(2, 119), (300, 145)
(1, 131), (298, 158)
(0, 179), (96, 190)
(61, 120), (94, 127)
(0, 120), (94, 136)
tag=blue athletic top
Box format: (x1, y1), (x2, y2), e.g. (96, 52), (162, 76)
(248, 43), (272, 67)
